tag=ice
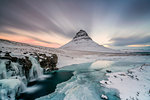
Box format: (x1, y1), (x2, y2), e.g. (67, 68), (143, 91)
(37, 73), (101, 100)
(90, 60), (114, 69)
(0, 79), (26, 100)
(23, 85), (42, 93)
(36, 63), (119, 100)
(0, 60), (7, 79)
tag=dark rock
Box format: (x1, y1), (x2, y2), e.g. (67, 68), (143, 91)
(23, 57), (32, 80)
(5, 52), (11, 57)
(51, 54), (58, 67)
(34, 53), (58, 71)
(11, 57), (18, 62)
(18, 57), (32, 80)
(73, 30), (92, 40)
(106, 70), (112, 73)
(0, 52), (17, 62)
(53, 67), (59, 70)
(23, 52), (28, 54)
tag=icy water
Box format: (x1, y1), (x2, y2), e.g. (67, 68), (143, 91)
(20, 56), (150, 100)
(18, 71), (73, 100)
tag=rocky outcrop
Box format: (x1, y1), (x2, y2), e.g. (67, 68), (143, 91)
(20, 57), (32, 80)
(0, 52), (58, 80)
(0, 51), (59, 99)
(0, 52), (18, 62)
(34, 53), (58, 72)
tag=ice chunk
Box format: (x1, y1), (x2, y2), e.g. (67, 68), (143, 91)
(0, 79), (26, 100)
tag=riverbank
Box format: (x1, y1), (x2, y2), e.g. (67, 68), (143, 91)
(100, 64), (150, 100)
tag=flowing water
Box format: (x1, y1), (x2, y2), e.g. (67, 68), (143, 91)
(19, 56), (150, 100)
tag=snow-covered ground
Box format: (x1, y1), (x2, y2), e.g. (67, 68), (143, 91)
(1, 39), (150, 100)
(0, 39), (124, 68)
(100, 64), (150, 100)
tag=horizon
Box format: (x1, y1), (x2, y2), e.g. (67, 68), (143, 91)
(0, 0), (150, 48)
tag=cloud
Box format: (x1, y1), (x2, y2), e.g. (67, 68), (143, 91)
(26, 35), (60, 45)
(0, 0), (94, 38)
(0, 28), (60, 46)
(0, 0), (150, 47)
(110, 35), (150, 46)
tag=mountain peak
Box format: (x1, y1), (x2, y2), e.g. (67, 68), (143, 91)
(73, 30), (92, 40)
(60, 30), (114, 52)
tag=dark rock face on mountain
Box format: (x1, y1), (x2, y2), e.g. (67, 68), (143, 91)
(60, 30), (115, 52)
(73, 30), (92, 40)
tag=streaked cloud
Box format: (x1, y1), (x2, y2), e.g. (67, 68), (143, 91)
(0, 0), (150, 47)
(110, 35), (150, 46)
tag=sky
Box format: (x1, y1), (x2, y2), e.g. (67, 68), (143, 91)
(0, 0), (150, 48)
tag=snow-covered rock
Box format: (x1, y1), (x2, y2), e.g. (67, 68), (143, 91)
(0, 49), (58, 99)
(0, 79), (26, 100)
(100, 64), (150, 100)
(60, 30), (115, 52)
(101, 94), (108, 100)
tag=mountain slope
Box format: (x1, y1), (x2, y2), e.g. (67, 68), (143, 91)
(60, 30), (115, 52)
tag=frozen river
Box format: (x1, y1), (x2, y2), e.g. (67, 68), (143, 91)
(35, 56), (150, 100)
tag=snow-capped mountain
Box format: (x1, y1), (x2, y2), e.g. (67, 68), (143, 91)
(60, 30), (115, 52)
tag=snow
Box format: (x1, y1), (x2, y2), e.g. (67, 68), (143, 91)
(60, 38), (115, 53)
(101, 94), (108, 100)
(60, 30), (116, 53)
(0, 79), (25, 100)
(36, 70), (101, 100)
(1, 39), (150, 100)
(100, 64), (150, 100)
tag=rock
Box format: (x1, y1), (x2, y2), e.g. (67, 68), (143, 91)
(101, 94), (108, 100)
(51, 54), (58, 67)
(34, 53), (58, 71)
(73, 30), (92, 40)
(11, 57), (18, 62)
(23, 57), (32, 80)
(5, 52), (11, 57)
(18, 57), (32, 80)
(0, 52), (18, 62)
(53, 67), (59, 70)
(106, 70), (112, 73)
(23, 52), (28, 54)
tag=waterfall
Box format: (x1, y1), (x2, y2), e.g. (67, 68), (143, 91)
(0, 60), (7, 79)
(29, 56), (43, 80)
